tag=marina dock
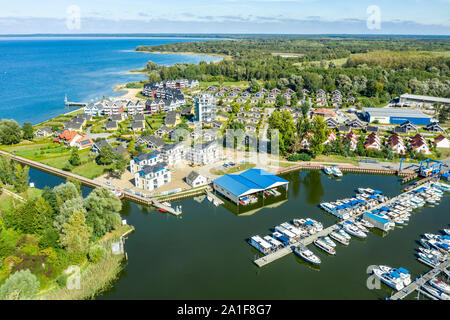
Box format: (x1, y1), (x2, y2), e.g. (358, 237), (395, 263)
(389, 260), (449, 300)
(151, 200), (182, 216)
(253, 182), (440, 268)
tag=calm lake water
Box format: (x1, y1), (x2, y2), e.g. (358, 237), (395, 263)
(79, 170), (448, 300)
(0, 37), (220, 124)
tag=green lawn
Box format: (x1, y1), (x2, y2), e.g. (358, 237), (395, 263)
(0, 187), (43, 212)
(71, 161), (113, 179)
(311, 155), (360, 166)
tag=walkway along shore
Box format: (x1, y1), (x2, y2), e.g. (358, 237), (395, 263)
(0, 150), (184, 215)
(275, 162), (416, 178)
(0, 150), (420, 215)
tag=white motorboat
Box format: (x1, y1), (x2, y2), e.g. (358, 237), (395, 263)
(377, 266), (411, 286)
(306, 218), (323, 232)
(329, 231), (350, 246)
(293, 246), (321, 265)
(372, 268), (404, 291)
(337, 228), (351, 240)
(322, 236), (336, 248)
(343, 222), (367, 239)
(443, 229), (450, 236)
(314, 239), (336, 255)
(323, 166), (333, 175)
(421, 284), (450, 300)
(418, 248), (446, 261)
(354, 222), (369, 233)
(331, 166), (343, 177)
(430, 278), (450, 295)
(417, 252), (440, 268)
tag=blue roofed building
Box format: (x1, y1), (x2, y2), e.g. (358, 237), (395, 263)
(213, 168), (289, 204)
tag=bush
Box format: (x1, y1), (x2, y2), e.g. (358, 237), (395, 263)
(0, 269), (40, 300)
(62, 163), (73, 172)
(287, 153), (312, 162)
(88, 245), (106, 264)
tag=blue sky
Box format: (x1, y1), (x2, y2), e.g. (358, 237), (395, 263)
(1, 0), (449, 34)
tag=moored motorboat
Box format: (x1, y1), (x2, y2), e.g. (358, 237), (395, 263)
(323, 166), (333, 175)
(314, 239), (336, 255)
(421, 284), (450, 300)
(293, 245), (321, 265)
(372, 268), (404, 291)
(337, 228), (351, 240)
(417, 252), (440, 268)
(430, 278), (450, 295)
(329, 231), (350, 246)
(378, 266), (411, 286)
(331, 166), (343, 177)
(322, 236), (336, 247)
(343, 222), (367, 239)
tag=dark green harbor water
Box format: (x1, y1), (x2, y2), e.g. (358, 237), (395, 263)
(29, 168), (449, 300)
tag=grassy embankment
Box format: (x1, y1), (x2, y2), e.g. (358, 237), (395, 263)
(0, 141), (113, 180)
(39, 225), (134, 300)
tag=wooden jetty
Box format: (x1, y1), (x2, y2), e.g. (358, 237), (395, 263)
(151, 200), (181, 216)
(276, 163), (414, 177)
(64, 95), (87, 107)
(389, 260), (449, 300)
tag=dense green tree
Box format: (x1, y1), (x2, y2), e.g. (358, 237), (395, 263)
(54, 197), (85, 232)
(0, 119), (22, 145)
(249, 78), (261, 93)
(68, 148), (81, 166)
(309, 116), (330, 158)
(302, 72), (322, 92)
(21, 123), (34, 141)
(268, 110), (295, 155)
(0, 269), (40, 300)
(60, 210), (92, 258)
(0, 156), (15, 185)
(96, 145), (115, 165)
(84, 187), (122, 239)
(113, 155), (128, 178)
(12, 164), (29, 193)
(53, 182), (80, 209)
(300, 101), (311, 118)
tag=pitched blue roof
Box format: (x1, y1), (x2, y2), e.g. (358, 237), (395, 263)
(213, 174), (263, 197)
(213, 169), (289, 197)
(239, 168), (289, 189)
